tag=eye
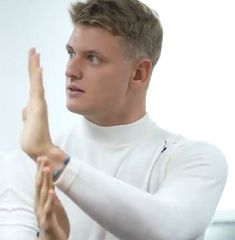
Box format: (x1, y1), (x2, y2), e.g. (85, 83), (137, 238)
(87, 54), (100, 64)
(67, 50), (76, 59)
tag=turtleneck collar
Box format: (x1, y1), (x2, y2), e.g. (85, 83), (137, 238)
(76, 113), (159, 146)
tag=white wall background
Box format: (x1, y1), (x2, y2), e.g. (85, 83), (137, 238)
(0, 0), (234, 210)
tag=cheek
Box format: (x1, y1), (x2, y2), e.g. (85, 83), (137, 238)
(108, 66), (130, 88)
(100, 78), (128, 99)
(86, 66), (130, 97)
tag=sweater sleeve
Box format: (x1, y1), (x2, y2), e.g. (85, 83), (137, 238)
(54, 141), (227, 240)
(0, 150), (38, 240)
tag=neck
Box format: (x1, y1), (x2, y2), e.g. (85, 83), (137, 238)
(78, 112), (156, 146)
(84, 108), (146, 127)
(84, 92), (146, 126)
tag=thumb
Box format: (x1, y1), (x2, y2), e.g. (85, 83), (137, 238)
(22, 107), (27, 122)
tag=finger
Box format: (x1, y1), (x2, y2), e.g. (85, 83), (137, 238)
(29, 66), (45, 99)
(28, 48), (38, 78)
(39, 166), (52, 210)
(40, 189), (56, 234)
(28, 48), (45, 99)
(35, 157), (44, 209)
(36, 156), (48, 189)
(35, 157), (49, 208)
(44, 189), (55, 221)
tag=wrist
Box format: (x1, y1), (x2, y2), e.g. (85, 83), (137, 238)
(52, 155), (70, 182)
(28, 142), (56, 161)
(46, 146), (68, 173)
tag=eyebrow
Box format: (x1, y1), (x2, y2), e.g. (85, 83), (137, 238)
(66, 44), (73, 51)
(65, 44), (107, 58)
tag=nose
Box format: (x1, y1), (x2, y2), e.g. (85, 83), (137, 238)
(65, 56), (83, 80)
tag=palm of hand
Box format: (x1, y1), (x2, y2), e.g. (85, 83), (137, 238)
(21, 48), (53, 160)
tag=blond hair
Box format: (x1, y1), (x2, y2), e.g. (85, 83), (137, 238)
(69, 0), (163, 66)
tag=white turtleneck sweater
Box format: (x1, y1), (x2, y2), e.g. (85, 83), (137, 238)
(0, 114), (227, 240)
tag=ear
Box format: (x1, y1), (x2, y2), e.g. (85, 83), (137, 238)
(130, 59), (152, 87)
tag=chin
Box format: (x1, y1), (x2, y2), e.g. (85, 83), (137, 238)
(67, 104), (82, 114)
(66, 102), (92, 116)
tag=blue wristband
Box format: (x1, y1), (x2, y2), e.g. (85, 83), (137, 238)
(52, 156), (70, 181)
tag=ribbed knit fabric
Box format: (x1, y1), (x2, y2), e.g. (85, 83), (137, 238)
(0, 114), (227, 240)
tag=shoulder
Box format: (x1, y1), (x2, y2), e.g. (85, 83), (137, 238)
(155, 126), (228, 180)
(172, 141), (227, 185)
(170, 138), (227, 169)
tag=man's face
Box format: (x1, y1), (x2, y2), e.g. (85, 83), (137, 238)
(65, 24), (136, 123)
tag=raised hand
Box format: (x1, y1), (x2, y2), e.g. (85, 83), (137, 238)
(21, 48), (55, 160)
(35, 156), (70, 240)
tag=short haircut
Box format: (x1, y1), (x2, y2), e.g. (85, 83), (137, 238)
(69, 0), (163, 66)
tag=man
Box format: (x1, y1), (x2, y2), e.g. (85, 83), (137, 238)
(3, 0), (228, 239)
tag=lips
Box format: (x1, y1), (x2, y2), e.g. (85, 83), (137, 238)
(67, 85), (85, 93)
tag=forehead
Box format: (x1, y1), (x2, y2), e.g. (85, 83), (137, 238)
(67, 24), (124, 53)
